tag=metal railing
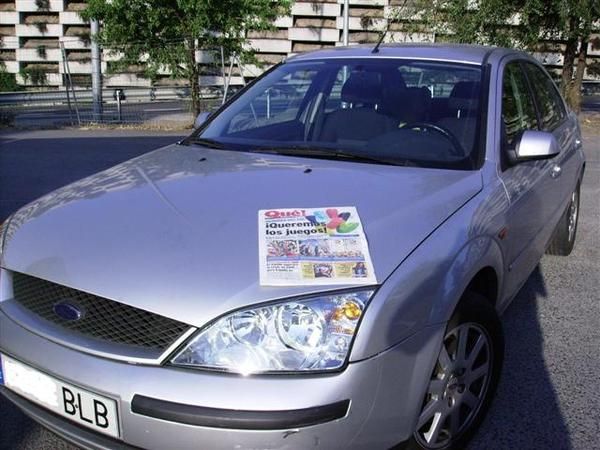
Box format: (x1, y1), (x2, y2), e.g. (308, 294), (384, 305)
(0, 86), (223, 128)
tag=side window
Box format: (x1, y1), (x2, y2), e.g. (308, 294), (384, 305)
(524, 63), (567, 131)
(502, 62), (538, 150)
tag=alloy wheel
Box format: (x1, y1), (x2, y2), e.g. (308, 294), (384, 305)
(567, 189), (579, 242)
(414, 323), (492, 449)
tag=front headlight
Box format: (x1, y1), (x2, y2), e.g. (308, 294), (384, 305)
(170, 289), (375, 375)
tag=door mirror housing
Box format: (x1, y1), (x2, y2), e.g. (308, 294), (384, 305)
(509, 130), (560, 163)
(193, 111), (212, 129)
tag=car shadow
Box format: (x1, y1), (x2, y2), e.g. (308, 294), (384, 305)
(468, 265), (571, 449)
(0, 134), (185, 222)
(0, 396), (68, 450)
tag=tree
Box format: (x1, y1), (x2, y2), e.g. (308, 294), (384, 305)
(0, 68), (21, 93)
(390, 0), (600, 113)
(20, 65), (48, 86)
(81, 0), (291, 113)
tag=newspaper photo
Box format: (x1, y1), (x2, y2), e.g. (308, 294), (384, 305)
(258, 206), (377, 286)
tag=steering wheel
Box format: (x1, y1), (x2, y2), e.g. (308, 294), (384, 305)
(401, 122), (465, 157)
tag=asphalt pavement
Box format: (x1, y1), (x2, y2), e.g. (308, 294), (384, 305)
(0, 129), (598, 450)
(0, 129), (186, 223)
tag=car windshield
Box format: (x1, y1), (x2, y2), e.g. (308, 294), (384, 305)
(190, 58), (485, 170)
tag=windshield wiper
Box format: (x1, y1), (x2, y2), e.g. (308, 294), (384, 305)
(250, 145), (407, 166)
(184, 141), (413, 166)
(186, 137), (226, 149)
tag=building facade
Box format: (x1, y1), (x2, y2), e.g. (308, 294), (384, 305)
(1, 0), (598, 89)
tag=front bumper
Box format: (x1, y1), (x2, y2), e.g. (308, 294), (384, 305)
(0, 308), (444, 450)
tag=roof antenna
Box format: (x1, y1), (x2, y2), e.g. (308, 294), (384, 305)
(372, 24), (389, 54)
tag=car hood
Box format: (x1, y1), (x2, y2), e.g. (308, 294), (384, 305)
(2, 144), (482, 328)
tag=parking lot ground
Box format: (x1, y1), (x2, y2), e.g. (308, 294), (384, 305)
(0, 129), (598, 450)
(0, 128), (186, 223)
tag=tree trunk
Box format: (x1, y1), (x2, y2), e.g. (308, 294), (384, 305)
(561, 37), (578, 100)
(560, 14), (580, 105)
(190, 67), (200, 115)
(568, 38), (588, 114)
(187, 42), (201, 115)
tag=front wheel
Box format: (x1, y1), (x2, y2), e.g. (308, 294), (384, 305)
(406, 292), (504, 450)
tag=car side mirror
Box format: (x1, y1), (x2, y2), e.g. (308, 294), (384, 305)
(509, 130), (560, 163)
(193, 111), (211, 129)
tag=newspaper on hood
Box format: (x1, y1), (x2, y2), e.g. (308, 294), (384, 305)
(258, 206), (377, 286)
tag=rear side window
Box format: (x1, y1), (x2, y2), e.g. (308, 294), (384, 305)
(524, 63), (567, 131)
(502, 62), (538, 149)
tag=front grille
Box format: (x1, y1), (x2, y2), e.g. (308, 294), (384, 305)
(12, 272), (191, 352)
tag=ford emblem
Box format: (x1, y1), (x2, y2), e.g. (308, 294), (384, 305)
(53, 301), (84, 322)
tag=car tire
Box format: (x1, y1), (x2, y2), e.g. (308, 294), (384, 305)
(403, 292), (504, 450)
(546, 181), (581, 256)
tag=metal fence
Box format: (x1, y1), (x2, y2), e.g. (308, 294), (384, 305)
(0, 86), (224, 128)
(0, 42), (250, 128)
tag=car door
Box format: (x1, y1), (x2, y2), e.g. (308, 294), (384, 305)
(498, 61), (558, 300)
(522, 62), (582, 220)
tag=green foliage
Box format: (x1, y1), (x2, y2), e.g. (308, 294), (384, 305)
(36, 45), (47, 59)
(35, 0), (50, 11)
(390, 0), (600, 112)
(20, 66), (47, 86)
(0, 68), (21, 92)
(34, 22), (48, 33)
(392, 0), (597, 48)
(81, 0), (292, 112)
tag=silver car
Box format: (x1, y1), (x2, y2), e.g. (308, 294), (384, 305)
(0, 44), (585, 450)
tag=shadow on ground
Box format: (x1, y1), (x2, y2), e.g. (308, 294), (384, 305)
(0, 132), (185, 222)
(468, 266), (571, 449)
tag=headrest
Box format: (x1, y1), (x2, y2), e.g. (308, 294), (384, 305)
(381, 69), (407, 92)
(341, 71), (382, 104)
(448, 81), (480, 111)
(406, 86), (431, 103)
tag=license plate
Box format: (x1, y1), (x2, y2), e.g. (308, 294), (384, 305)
(0, 354), (119, 438)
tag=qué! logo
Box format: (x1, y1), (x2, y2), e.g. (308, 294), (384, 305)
(264, 209), (306, 219)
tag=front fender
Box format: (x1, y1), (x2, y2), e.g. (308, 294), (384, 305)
(428, 234), (504, 324)
(350, 181), (508, 361)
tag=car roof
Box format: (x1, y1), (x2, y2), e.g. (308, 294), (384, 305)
(286, 43), (521, 65)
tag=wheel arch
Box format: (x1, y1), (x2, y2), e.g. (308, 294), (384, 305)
(463, 266), (499, 307)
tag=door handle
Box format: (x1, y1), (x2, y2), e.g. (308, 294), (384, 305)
(551, 164), (562, 178)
